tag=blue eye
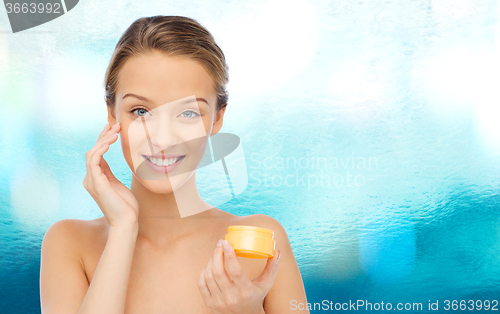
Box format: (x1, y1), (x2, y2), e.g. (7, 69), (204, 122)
(131, 108), (151, 116)
(180, 110), (201, 119)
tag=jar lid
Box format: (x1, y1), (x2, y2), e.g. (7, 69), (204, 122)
(227, 225), (274, 235)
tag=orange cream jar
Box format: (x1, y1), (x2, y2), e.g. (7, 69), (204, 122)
(224, 225), (275, 259)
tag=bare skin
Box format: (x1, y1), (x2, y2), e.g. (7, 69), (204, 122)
(40, 51), (309, 314)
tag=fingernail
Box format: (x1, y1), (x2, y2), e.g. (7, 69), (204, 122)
(105, 123), (110, 128)
(277, 250), (281, 262)
(109, 133), (117, 138)
(217, 239), (223, 247)
(222, 239), (231, 251)
(113, 122), (120, 128)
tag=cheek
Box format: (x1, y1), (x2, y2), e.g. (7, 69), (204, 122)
(187, 136), (209, 156)
(202, 115), (213, 133)
(118, 126), (135, 169)
(119, 124), (129, 149)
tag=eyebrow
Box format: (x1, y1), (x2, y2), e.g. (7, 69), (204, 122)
(122, 93), (209, 106)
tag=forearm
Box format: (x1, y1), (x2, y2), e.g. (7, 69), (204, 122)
(78, 223), (138, 314)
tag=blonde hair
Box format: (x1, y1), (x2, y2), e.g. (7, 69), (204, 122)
(104, 15), (229, 112)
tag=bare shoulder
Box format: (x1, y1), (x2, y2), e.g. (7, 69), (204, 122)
(40, 217), (108, 312)
(238, 215), (309, 313)
(237, 214), (287, 232)
(232, 214), (291, 251)
(42, 217), (108, 255)
(44, 216), (108, 240)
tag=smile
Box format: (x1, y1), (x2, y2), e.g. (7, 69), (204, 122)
(142, 155), (185, 167)
(140, 154), (186, 174)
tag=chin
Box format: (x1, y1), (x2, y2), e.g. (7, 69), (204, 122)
(134, 172), (193, 194)
(139, 179), (176, 194)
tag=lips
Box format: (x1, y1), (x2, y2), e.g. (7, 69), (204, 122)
(147, 153), (184, 160)
(142, 154), (185, 167)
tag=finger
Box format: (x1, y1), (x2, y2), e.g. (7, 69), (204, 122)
(97, 123), (112, 141)
(253, 249), (280, 289)
(197, 268), (211, 300)
(89, 123), (121, 157)
(95, 124), (121, 149)
(212, 242), (234, 291)
(85, 123), (120, 170)
(84, 123), (120, 192)
(103, 122), (120, 139)
(221, 240), (250, 286)
(100, 158), (118, 183)
(91, 129), (121, 170)
(204, 257), (222, 296)
(89, 143), (111, 186)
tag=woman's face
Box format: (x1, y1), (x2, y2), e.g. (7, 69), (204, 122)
(108, 50), (224, 194)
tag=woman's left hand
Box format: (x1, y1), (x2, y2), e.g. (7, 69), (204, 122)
(198, 239), (281, 314)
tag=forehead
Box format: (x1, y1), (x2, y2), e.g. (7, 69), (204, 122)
(116, 51), (217, 106)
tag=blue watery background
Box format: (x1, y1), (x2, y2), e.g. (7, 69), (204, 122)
(1, 0), (500, 312)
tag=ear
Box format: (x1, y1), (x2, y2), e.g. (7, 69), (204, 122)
(211, 107), (226, 135)
(107, 105), (117, 126)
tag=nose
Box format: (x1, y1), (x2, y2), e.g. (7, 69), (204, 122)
(143, 116), (178, 153)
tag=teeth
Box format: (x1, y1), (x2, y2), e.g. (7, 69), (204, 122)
(147, 156), (180, 167)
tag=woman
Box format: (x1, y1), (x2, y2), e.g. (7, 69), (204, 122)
(40, 15), (309, 313)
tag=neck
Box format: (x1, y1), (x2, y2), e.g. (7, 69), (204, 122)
(130, 172), (220, 247)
